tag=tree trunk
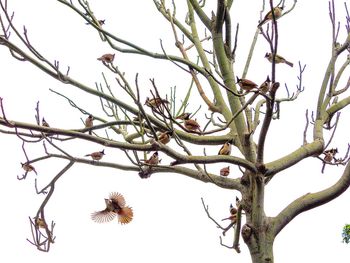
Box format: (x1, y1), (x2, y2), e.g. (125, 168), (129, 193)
(242, 173), (275, 263)
(243, 223), (274, 263)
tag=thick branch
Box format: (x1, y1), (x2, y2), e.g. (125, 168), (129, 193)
(187, 3), (233, 122)
(326, 95), (350, 118)
(215, 0), (226, 34)
(0, 117), (255, 172)
(316, 53), (337, 120)
(188, 0), (211, 29)
(212, 28), (248, 155)
(272, 160), (350, 236)
(41, 153), (242, 190)
(265, 140), (324, 176)
(157, 143), (257, 172)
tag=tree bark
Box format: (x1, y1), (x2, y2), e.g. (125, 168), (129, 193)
(242, 220), (275, 263)
(241, 172), (275, 263)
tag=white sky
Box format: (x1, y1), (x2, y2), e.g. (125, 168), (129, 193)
(1, 0), (350, 262)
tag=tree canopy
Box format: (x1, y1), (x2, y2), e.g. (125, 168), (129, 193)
(1, 0), (350, 262)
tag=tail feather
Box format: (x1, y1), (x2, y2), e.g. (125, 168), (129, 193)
(222, 215), (237, 222)
(285, 60), (293, 67)
(257, 19), (267, 27)
(117, 206), (133, 224)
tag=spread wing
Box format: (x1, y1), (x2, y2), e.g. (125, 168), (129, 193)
(109, 192), (126, 207)
(91, 209), (116, 223)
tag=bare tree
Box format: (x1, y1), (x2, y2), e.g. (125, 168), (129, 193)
(1, 0), (350, 262)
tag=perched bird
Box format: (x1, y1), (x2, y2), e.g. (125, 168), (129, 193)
(34, 217), (47, 228)
(235, 196), (241, 208)
(324, 148), (338, 155)
(85, 115), (94, 135)
(85, 150), (105, 161)
(218, 140), (233, 155)
(221, 213), (236, 222)
(230, 203), (238, 215)
(21, 162), (37, 175)
(222, 204), (237, 223)
(265, 53), (293, 67)
(97, 53), (115, 64)
(41, 117), (52, 136)
(324, 152), (333, 162)
(323, 148), (338, 162)
(258, 76), (271, 93)
(145, 97), (169, 108)
(42, 118), (50, 127)
(258, 6), (283, 27)
(185, 119), (201, 132)
(220, 166), (230, 177)
(236, 77), (258, 91)
(91, 192), (133, 224)
(144, 151), (159, 165)
(139, 152), (160, 179)
(175, 112), (191, 120)
(158, 131), (172, 145)
(85, 19), (105, 26)
(97, 19), (105, 26)
(176, 113), (201, 132)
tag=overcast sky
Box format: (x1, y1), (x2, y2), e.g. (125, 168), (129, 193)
(1, 1), (350, 262)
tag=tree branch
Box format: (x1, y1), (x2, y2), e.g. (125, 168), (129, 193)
(265, 139), (324, 177)
(187, 0), (211, 29)
(272, 160), (350, 236)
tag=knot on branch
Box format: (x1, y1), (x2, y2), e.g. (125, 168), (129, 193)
(240, 173), (250, 186)
(138, 166), (153, 179)
(256, 162), (267, 174)
(242, 224), (252, 242)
